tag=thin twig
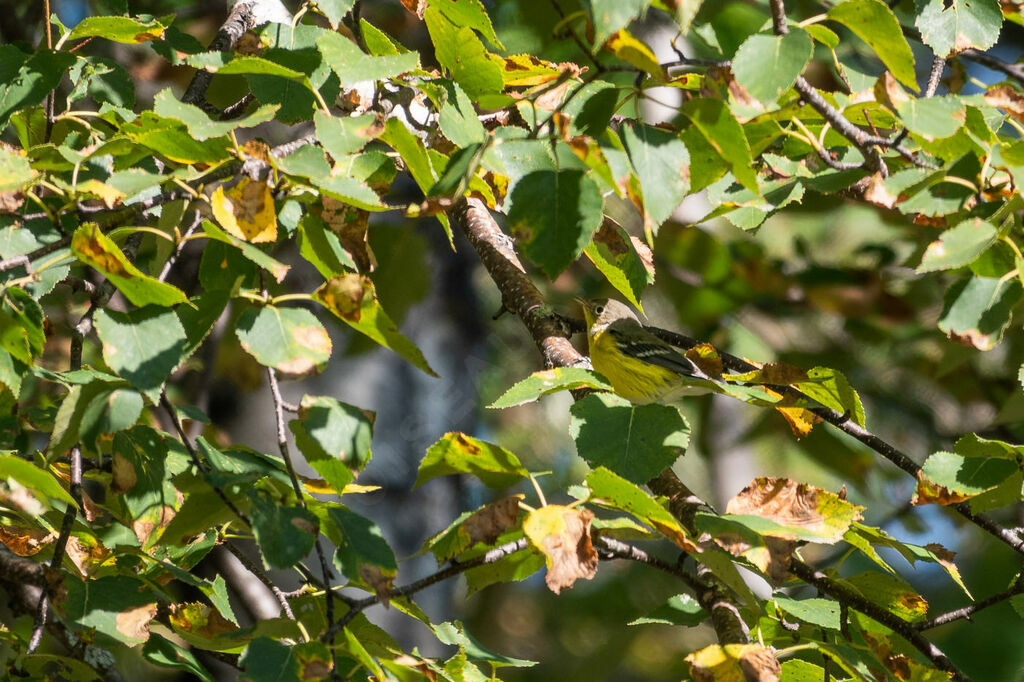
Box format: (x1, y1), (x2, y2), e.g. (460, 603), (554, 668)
(266, 367), (336, 653)
(158, 209), (203, 283)
(321, 538), (531, 641)
(223, 542), (296, 620)
(916, 578), (1024, 630)
(790, 559), (968, 681)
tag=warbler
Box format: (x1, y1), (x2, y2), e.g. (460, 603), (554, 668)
(578, 298), (714, 404)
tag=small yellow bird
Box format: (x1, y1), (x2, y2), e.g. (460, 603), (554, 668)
(578, 298), (714, 404)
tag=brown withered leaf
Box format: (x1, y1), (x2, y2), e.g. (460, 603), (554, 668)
(462, 495), (522, 546)
(133, 505), (177, 546)
(684, 343), (724, 378)
(863, 171), (899, 209)
(359, 564), (394, 606)
(115, 603), (158, 642)
(874, 71), (909, 109)
(399, 0), (426, 19)
(0, 524), (54, 556)
(0, 189), (24, 212)
(524, 506), (598, 594)
(240, 139), (271, 163)
(686, 643), (781, 682)
(235, 30), (262, 56)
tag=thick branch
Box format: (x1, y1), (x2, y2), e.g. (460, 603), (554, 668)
(182, 1), (259, 109)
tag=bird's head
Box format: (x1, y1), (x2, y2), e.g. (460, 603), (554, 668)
(576, 298), (640, 332)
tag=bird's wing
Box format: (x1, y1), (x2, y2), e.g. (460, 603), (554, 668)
(607, 325), (711, 381)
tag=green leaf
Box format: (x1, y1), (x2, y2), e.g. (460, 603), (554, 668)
(124, 113), (233, 164)
(620, 122), (691, 232)
(915, 0), (1002, 57)
(917, 218), (997, 273)
(328, 505), (398, 587)
(433, 0), (504, 49)
(314, 111), (380, 157)
(69, 15), (169, 43)
(0, 145), (36, 193)
(895, 95), (966, 141)
(317, 30), (419, 85)
(507, 169), (603, 279)
(0, 453), (75, 506)
(235, 306), (332, 378)
(590, 0), (650, 46)
(433, 621), (535, 668)
(584, 225), (653, 310)
(0, 50), (77, 130)
(240, 637), (333, 682)
(794, 367), (866, 427)
(289, 394), (373, 491)
(489, 368), (613, 408)
(71, 225), (183, 305)
(152, 88), (278, 140)
(201, 220), (289, 284)
(249, 493), (319, 570)
(629, 594), (706, 626)
(143, 633), (213, 681)
(585, 467), (696, 550)
(63, 575), (158, 644)
(0, 287), (44, 364)
(773, 596), (841, 630)
(803, 24), (839, 48)
(438, 80), (487, 147)
(569, 393), (689, 485)
(845, 571), (928, 622)
(315, 273), (438, 376)
(94, 306), (187, 401)
(680, 98), (758, 194)
(732, 29), (812, 104)
(938, 275), (1022, 350)
(827, 0), (917, 89)
(416, 432), (529, 488)
(79, 387), (144, 446)
(920, 450), (1018, 498)
(316, 0), (355, 28)
(425, 9), (503, 101)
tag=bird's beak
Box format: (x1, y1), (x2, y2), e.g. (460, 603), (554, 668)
(574, 296), (589, 310)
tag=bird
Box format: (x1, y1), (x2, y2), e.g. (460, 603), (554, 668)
(578, 298), (714, 404)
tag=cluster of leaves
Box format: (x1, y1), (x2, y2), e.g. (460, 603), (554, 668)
(3, 0), (1024, 679)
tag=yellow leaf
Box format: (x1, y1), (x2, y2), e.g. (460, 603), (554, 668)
(523, 505), (598, 594)
(211, 178), (277, 243)
(605, 30), (664, 81)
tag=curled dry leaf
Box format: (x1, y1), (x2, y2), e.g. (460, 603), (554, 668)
(984, 85), (1024, 123)
(863, 171), (899, 209)
(524, 505), (598, 594)
(911, 470), (972, 505)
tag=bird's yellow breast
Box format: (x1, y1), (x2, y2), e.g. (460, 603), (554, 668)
(588, 328), (678, 405)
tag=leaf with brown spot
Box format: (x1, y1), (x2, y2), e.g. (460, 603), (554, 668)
(235, 305), (332, 378)
(984, 84), (1024, 123)
(685, 344), (724, 378)
(170, 602), (239, 641)
(316, 273), (437, 376)
(211, 178), (277, 243)
(72, 224), (188, 307)
(322, 197), (376, 272)
(500, 54), (564, 87)
(426, 495), (524, 562)
(110, 450), (137, 494)
(584, 219), (654, 310)
(725, 477), (864, 544)
(523, 505), (598, 594)
(864, 171), (899, 208)
(416, 432), (529, 488)
(686, 643), (781, 682)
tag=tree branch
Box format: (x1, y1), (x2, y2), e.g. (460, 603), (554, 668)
(916, 577), (1024, 631)
(790, 559), (968, 681)
(321, 538), (531, 641)
(266, 367), (336, 648)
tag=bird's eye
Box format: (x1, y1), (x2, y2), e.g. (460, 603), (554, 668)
(595, 306), (604, 315)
